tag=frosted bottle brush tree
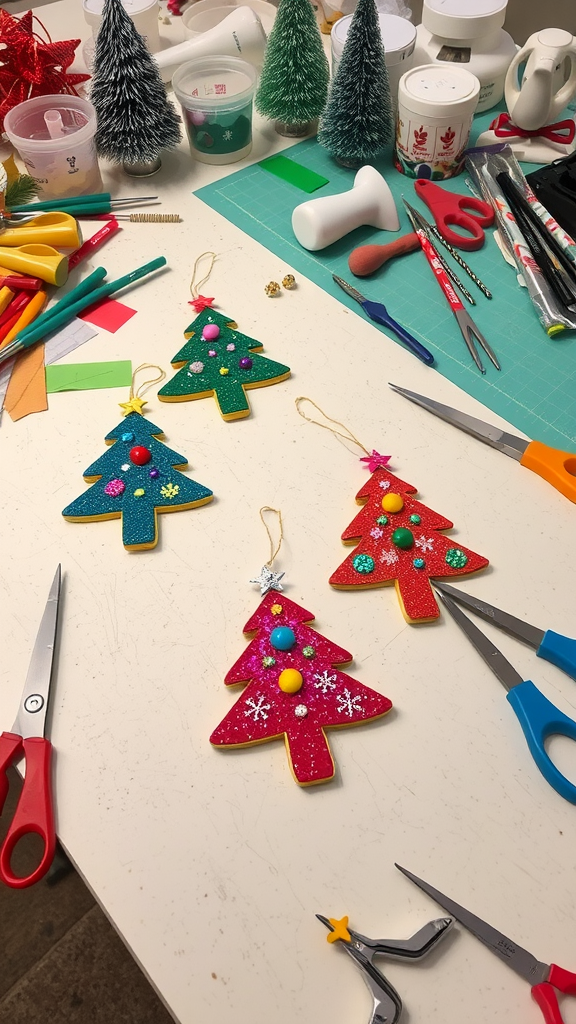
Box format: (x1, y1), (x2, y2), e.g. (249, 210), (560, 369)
(256, 0), (329, 136)
(91, 0), (182, 174)
(318, 0), (394, 167)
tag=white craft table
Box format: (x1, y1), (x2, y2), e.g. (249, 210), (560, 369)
(2, 4), (576, 1022)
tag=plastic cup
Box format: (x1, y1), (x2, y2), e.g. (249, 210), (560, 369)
(83, 0), (160, 52)
(4, 95), (103, 200)
(173, 56), (258, 165)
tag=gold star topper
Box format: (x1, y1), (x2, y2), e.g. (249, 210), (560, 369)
(327, 916), (351, 944)
(119, 397), (147, 417)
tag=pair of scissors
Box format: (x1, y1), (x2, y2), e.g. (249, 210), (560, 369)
(414, 179), (495, 250)
(434, 581), (576, 803)
(396, 864), (576, 1024)
(389, 383), (576, 504)
(0, 566), (61, 887)
(317, 913), (453, 1024)
(332, 275), (435, 366)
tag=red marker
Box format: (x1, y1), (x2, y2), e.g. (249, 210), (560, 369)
(0, 274), (42, 291)
(68, 218), (121, 270)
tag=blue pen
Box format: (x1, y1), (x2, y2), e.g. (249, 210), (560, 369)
(332, 275), (435, 366)
(435, 582), (576, 805)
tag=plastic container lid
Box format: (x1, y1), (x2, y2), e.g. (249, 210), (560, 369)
(332, 12), (416, 63)
(4, 94), (97, 149)
(83, 0), (156, 20)
(422, 0), (508, 41)
(400, 64), (480, 116)
(172, 56), (257, 112)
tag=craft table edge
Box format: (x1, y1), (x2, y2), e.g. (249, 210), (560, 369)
(1, 4), (576, 1023)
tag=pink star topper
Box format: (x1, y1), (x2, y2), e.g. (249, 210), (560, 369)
(360, 450), (392, 473)
(189, 295), (215, 312)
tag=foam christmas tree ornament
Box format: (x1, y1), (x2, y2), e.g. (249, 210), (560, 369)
(210, 509), (393, 785)
(90, 0), (182, 174)
(318, 0), (394, 167)
(255, 0), (330, 136)
(158, 308), (291, 420)
(62, 377), (213, 550)
(330, 463), (489, 622)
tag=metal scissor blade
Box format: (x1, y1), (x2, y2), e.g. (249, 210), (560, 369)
(333, 275), (366, 305)
(395, 865), (550, 987)
(13, 565), (61, 739)
(432, 582), (545, 650)
(435, 588), (524, 692)
(388, 384), (529, 461)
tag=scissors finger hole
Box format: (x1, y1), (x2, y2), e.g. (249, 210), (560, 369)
(545, 733), (576, 791)
(564, 457), (576, 477)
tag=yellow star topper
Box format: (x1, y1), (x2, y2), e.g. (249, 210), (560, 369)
(119, 396), (147, 417)
(327, 916), (351, 944)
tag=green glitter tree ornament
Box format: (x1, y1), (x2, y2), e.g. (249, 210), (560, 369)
(62, 402), (213, 551)
(157, 308), (291, 420)
(255, 0), (329, 134)
(318, 0), (394, 167)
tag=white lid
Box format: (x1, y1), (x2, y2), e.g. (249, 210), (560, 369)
(399, 63), (480, 116)
(422, 0), (507, 41)
(332, 13), (416, 62)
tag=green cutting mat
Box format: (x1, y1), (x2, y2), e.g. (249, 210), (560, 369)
(195, 113), (576, 450)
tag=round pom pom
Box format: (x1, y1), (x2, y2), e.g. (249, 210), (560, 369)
(270, 626), (296, 651)
(391, 528), (414, 549)
(382, 493), (404, 513)
(278, 668), (303, 693)
(130, 446), (151, 466)
(202, 324), (220, 341)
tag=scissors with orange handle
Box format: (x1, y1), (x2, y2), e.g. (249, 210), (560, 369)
(396, 864), (576, 1024)
(389, 384), (576, 504)
(0, 566), (61, 888)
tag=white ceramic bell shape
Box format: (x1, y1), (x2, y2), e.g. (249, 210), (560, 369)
(291, 166), (400, 251)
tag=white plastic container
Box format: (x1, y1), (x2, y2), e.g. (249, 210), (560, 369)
(331, 13), (416, 113)
(395, 63), (480, 178)
(183, 0), (276, 39)
(414, 0), (516, 112)
(4, 95), (103, 200)
(83, 0), (160, 51)
(173, 55), (258, 165)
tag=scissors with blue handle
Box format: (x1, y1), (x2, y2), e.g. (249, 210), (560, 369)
(435, 584), (576, 804)
(0, 566), (61, 888)
(434, 581), (576, 682)
(396, 864), (576, 1024)
(333, 275), (435, 366)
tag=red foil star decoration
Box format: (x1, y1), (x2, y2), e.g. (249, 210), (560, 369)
(188, 295), (215, 312)
(0, 11), (90, 131)
(360, 450), (392, 473)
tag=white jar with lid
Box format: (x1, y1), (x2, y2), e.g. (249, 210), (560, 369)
(331, 13), (416, 113)
(413, 0), (516, 112)
(395, 63), (480, 178)
(83, 0), (160, 56)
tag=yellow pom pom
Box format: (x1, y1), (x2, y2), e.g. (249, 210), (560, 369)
(382, 493), (404, 513)
(271, 603), (283, 615)
(278, 668), (303, 693)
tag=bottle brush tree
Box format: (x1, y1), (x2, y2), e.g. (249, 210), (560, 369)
(256, 0), (330, 132)
(91, 0), (182, 169)
(318, 0), (394, 166)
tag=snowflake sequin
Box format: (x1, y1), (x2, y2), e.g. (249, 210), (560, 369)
(336, 689), (363, 717)
(160, 482), (180, 499)
(313, 670), (337, 693)
(380, 549), (399, 565)
(244, 695), (271, 721)
(415, 535), (434, 552)
(378, 480), (390, 490)
(370, 527), (384, 539)
(223, 130), (233, 141)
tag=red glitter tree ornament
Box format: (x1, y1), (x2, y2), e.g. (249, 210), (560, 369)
(330, 465), (489, 623)
(0, 11), (89, 131)
(210, 591), (392, 785)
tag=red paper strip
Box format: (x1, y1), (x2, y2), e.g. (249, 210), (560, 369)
(80, 297), (136, 333)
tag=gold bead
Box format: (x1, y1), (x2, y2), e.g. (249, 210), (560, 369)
(265, 281), (281, 297)
(282, 274), (296, 290)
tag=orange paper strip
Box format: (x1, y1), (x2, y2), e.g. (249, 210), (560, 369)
(4, 343), (48, 421)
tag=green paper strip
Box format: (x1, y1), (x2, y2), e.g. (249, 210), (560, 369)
(258, 154), (329, 193)
(46, 360), (132, 393)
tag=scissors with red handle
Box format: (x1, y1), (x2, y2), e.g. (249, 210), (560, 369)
(414, 179), (495, 250)
(0, 565), (61, 888)
(396, 864), (576, 1024)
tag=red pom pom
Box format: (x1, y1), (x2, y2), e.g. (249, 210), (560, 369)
(129, 446), (152, 466)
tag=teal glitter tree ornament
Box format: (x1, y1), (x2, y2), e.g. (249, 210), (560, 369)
(318, 0), (394, 167)
(62, 387), (213, 551)
(255, 0), (329, 135)
(157, 308), (291, 420)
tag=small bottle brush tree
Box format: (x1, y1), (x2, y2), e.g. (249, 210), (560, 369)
(318, 0), (394, 167)
(256, 0), (329, 136)
(90, 0), (182, 173)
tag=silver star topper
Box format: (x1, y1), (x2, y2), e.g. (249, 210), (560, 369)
(250, 565), (285, 595)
